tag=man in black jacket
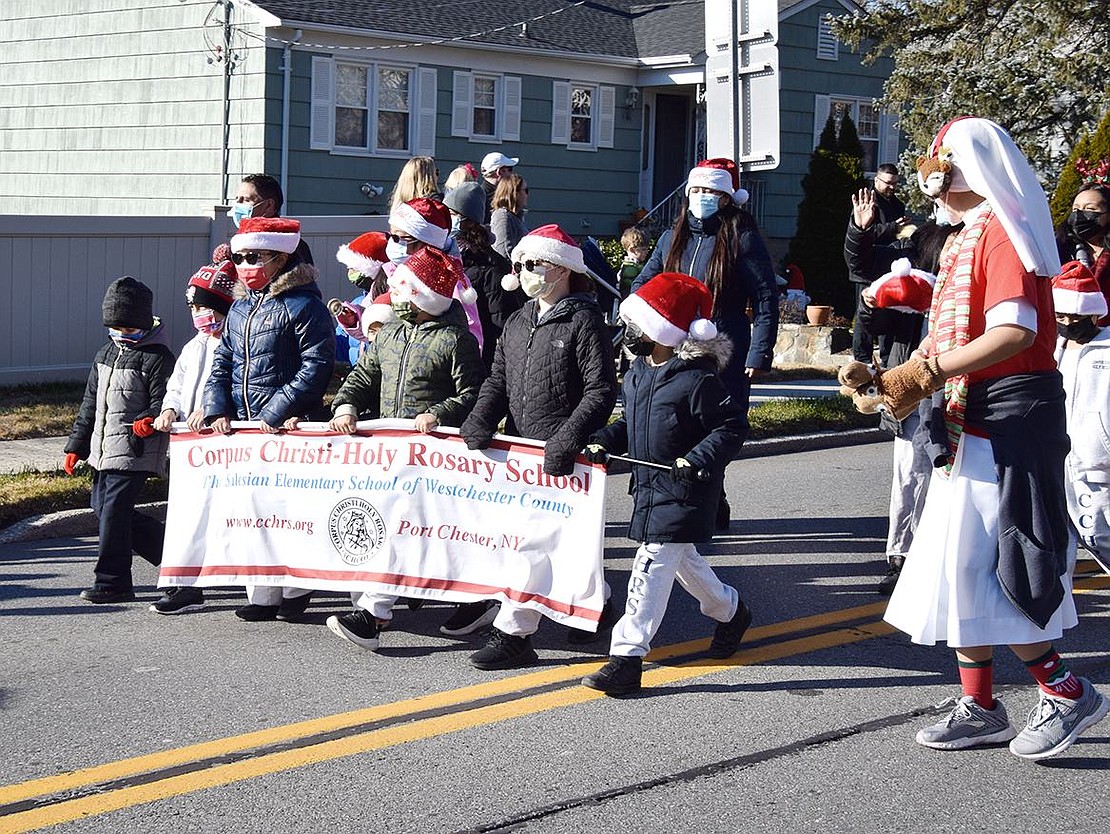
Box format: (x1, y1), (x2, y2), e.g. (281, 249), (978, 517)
(845, 164), (907, 362)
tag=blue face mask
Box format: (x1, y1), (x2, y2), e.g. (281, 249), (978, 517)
(386, 239), (411, 264)
(689, 193), (721, 220)
(229, 202), (257, 230)
(109, 328), (145, 344)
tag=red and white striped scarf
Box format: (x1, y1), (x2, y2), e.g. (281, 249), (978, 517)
(929, 206), (993, 471)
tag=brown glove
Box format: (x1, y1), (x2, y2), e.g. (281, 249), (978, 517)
(878, 355), (945, 421)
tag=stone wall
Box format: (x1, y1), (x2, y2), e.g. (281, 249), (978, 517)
(774, 323), (853, 368)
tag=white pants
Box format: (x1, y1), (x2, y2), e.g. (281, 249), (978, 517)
(1065, 476), (1110, 574)
(886, 410), (931, 558)
(245, 585), (311, 606)
(610, 542), (738, 658)
(352, 591), (396, 620)
(494, 581), (612, 637)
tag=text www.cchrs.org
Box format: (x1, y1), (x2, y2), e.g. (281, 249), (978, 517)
(226, 515), (315, 536)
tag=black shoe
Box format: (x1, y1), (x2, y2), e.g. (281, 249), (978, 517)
(566, 597), (621, 645)
(707, 599), (752, 658)
(469, 629), (538, 670)
(79, 587), (136, 604)
(326, 609), (381, 650)
(439, 600), (499, 636)
(234, 603), (279, 622)
(149, 586), (205, 615)
(716, 493), (731, 531)
(404, 597), (427, 611)
(877, 555), (905, 597)
(582, 655), (643, 696)
(276, 591), (314, 622)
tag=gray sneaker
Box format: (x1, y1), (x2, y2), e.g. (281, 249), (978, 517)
(1009, 678), (1110, 761)
(915, 695), (1017, 750)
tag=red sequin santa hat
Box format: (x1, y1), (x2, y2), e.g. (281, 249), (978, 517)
(866, 257), (937, 314)
(389, 197), (451, 249)
(685, 158), (750, 205)
(360, 292), (396, 337)
(230, 217), (301, 253)
(1053, 260), (1109, 317)
(503, 224), (587, 291)
(619, 272), (718, 347)
(337, 231), (388, 278)
(387, 246), (476, 316)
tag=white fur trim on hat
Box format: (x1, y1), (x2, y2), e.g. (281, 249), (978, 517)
(361, 300), (396, 337)
(685, 168), (749, 206)
(230, 231), (299, 254)
(336, 244), (384, 278)
(1053, 288), (1109, 317)
(510, 229), (586, 274)
(389, 202), (449, 249)
(620, 294), (689, 347)
(388, 262), (452, 316)
(866, 257), (937, 314)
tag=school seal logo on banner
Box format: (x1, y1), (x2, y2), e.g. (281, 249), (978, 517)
(328, 497), (387, 565)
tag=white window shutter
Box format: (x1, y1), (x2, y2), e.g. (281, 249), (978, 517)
(551, 81), (570, 145)
(415, 67), (438, 157)
(502, 75), (522, 142)
(310, 56), (334, 150)
(879, 111), (901, 166)
(598, 85), (615, 149)
(812, 94), (830, 148)
(452, 70), (472, 138)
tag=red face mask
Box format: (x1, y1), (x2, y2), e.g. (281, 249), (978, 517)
(236, 263), (271, 291)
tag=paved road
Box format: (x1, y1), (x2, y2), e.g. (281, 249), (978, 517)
(1, 441), (1107, 833)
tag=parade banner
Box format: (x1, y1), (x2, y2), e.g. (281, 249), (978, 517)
(160, 421), (607, 629)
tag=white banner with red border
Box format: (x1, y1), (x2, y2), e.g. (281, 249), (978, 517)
(159, 421), (607, 629)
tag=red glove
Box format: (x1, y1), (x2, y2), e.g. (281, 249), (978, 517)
(64, 453), (79, 476)
(132, 416), (155, 438)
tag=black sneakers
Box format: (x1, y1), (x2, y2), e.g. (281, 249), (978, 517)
(707, 599), (752, 658)
(326, 609), (381, 650)
(150, 586), (205, 615)
(469, 629), (538, 670)
(582, 655), (643, 696)
(276, 591), (314, 622)
(234, 603), (280, 622)
(439, 600), (499, 636)
(79, 587), (136, 604)
(716, 493), (731, 531)
(877, 555), (905, 596)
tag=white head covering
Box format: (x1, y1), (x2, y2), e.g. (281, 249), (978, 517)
(921, 117), (1060, 276)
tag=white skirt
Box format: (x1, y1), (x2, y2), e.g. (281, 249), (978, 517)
(884, 433), (1078, 648)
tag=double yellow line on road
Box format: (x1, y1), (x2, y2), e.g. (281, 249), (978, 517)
(2, 575), (1106, 833)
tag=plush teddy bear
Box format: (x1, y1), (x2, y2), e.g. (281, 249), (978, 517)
(839, 356), (947, 421)
(916, 155), (952, 198)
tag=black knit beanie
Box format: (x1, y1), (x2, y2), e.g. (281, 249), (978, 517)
(102, 276), (155, 330)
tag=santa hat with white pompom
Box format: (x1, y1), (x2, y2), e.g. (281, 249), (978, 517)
(619, 271), (717, 347)
(387, 246), (476, 316)
(866, 257), (937, 314)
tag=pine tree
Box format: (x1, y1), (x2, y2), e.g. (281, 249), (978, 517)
(1050, 109), (1110, 225)
(785, 112), (866, 317)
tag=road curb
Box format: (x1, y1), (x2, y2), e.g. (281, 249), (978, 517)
(0, 430), (888, 545)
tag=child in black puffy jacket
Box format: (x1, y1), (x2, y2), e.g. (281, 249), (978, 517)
(582, 271), (751, 695)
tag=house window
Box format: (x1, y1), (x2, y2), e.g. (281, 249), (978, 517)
(551, 81), (615, 151)
(813, 95), (898, 175)
(314, 58), (431, 157)
(817, 16), (839, 61)
(451, 71), (521, 143)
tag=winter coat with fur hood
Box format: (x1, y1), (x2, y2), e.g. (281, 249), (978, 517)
(203, 255), (335, 425)
(66, 323), (174, 474)
(591, 335), (747, 543)
(461, 293), (617, 476)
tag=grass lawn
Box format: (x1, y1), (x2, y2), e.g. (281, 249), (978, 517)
(0, 382), (84, 441)
(748, 395), (878, 438)
(0, 469), (168, 530)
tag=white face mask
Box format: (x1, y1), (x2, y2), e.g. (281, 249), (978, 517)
(386, 239), (411, 264)
(519, 264), (553, 299)
(689, 192), (721, 220)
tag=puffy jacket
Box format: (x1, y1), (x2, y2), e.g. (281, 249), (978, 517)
(203, 259), (335, 425)
(331, 301), (484, 426)
(66, 324), (174, 474)
(461, 293), (618, 475)
(459, 243), (522, 369)
(162, 331), (219, 419)
(592, 335), (747, 543)
(636, 213), (779, 378)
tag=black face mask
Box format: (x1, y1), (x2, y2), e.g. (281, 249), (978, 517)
(1057, 317), (1101, 344)
(622, 324), (655, 356)
(1069, 210), (1106, 243)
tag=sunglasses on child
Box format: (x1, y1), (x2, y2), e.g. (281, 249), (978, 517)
(511, 259), (551, 274)
(231, 251), (277, 265)
(388, 233), (420, 247)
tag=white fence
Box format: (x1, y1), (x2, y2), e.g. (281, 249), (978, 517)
(0, 213), (390, 385)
